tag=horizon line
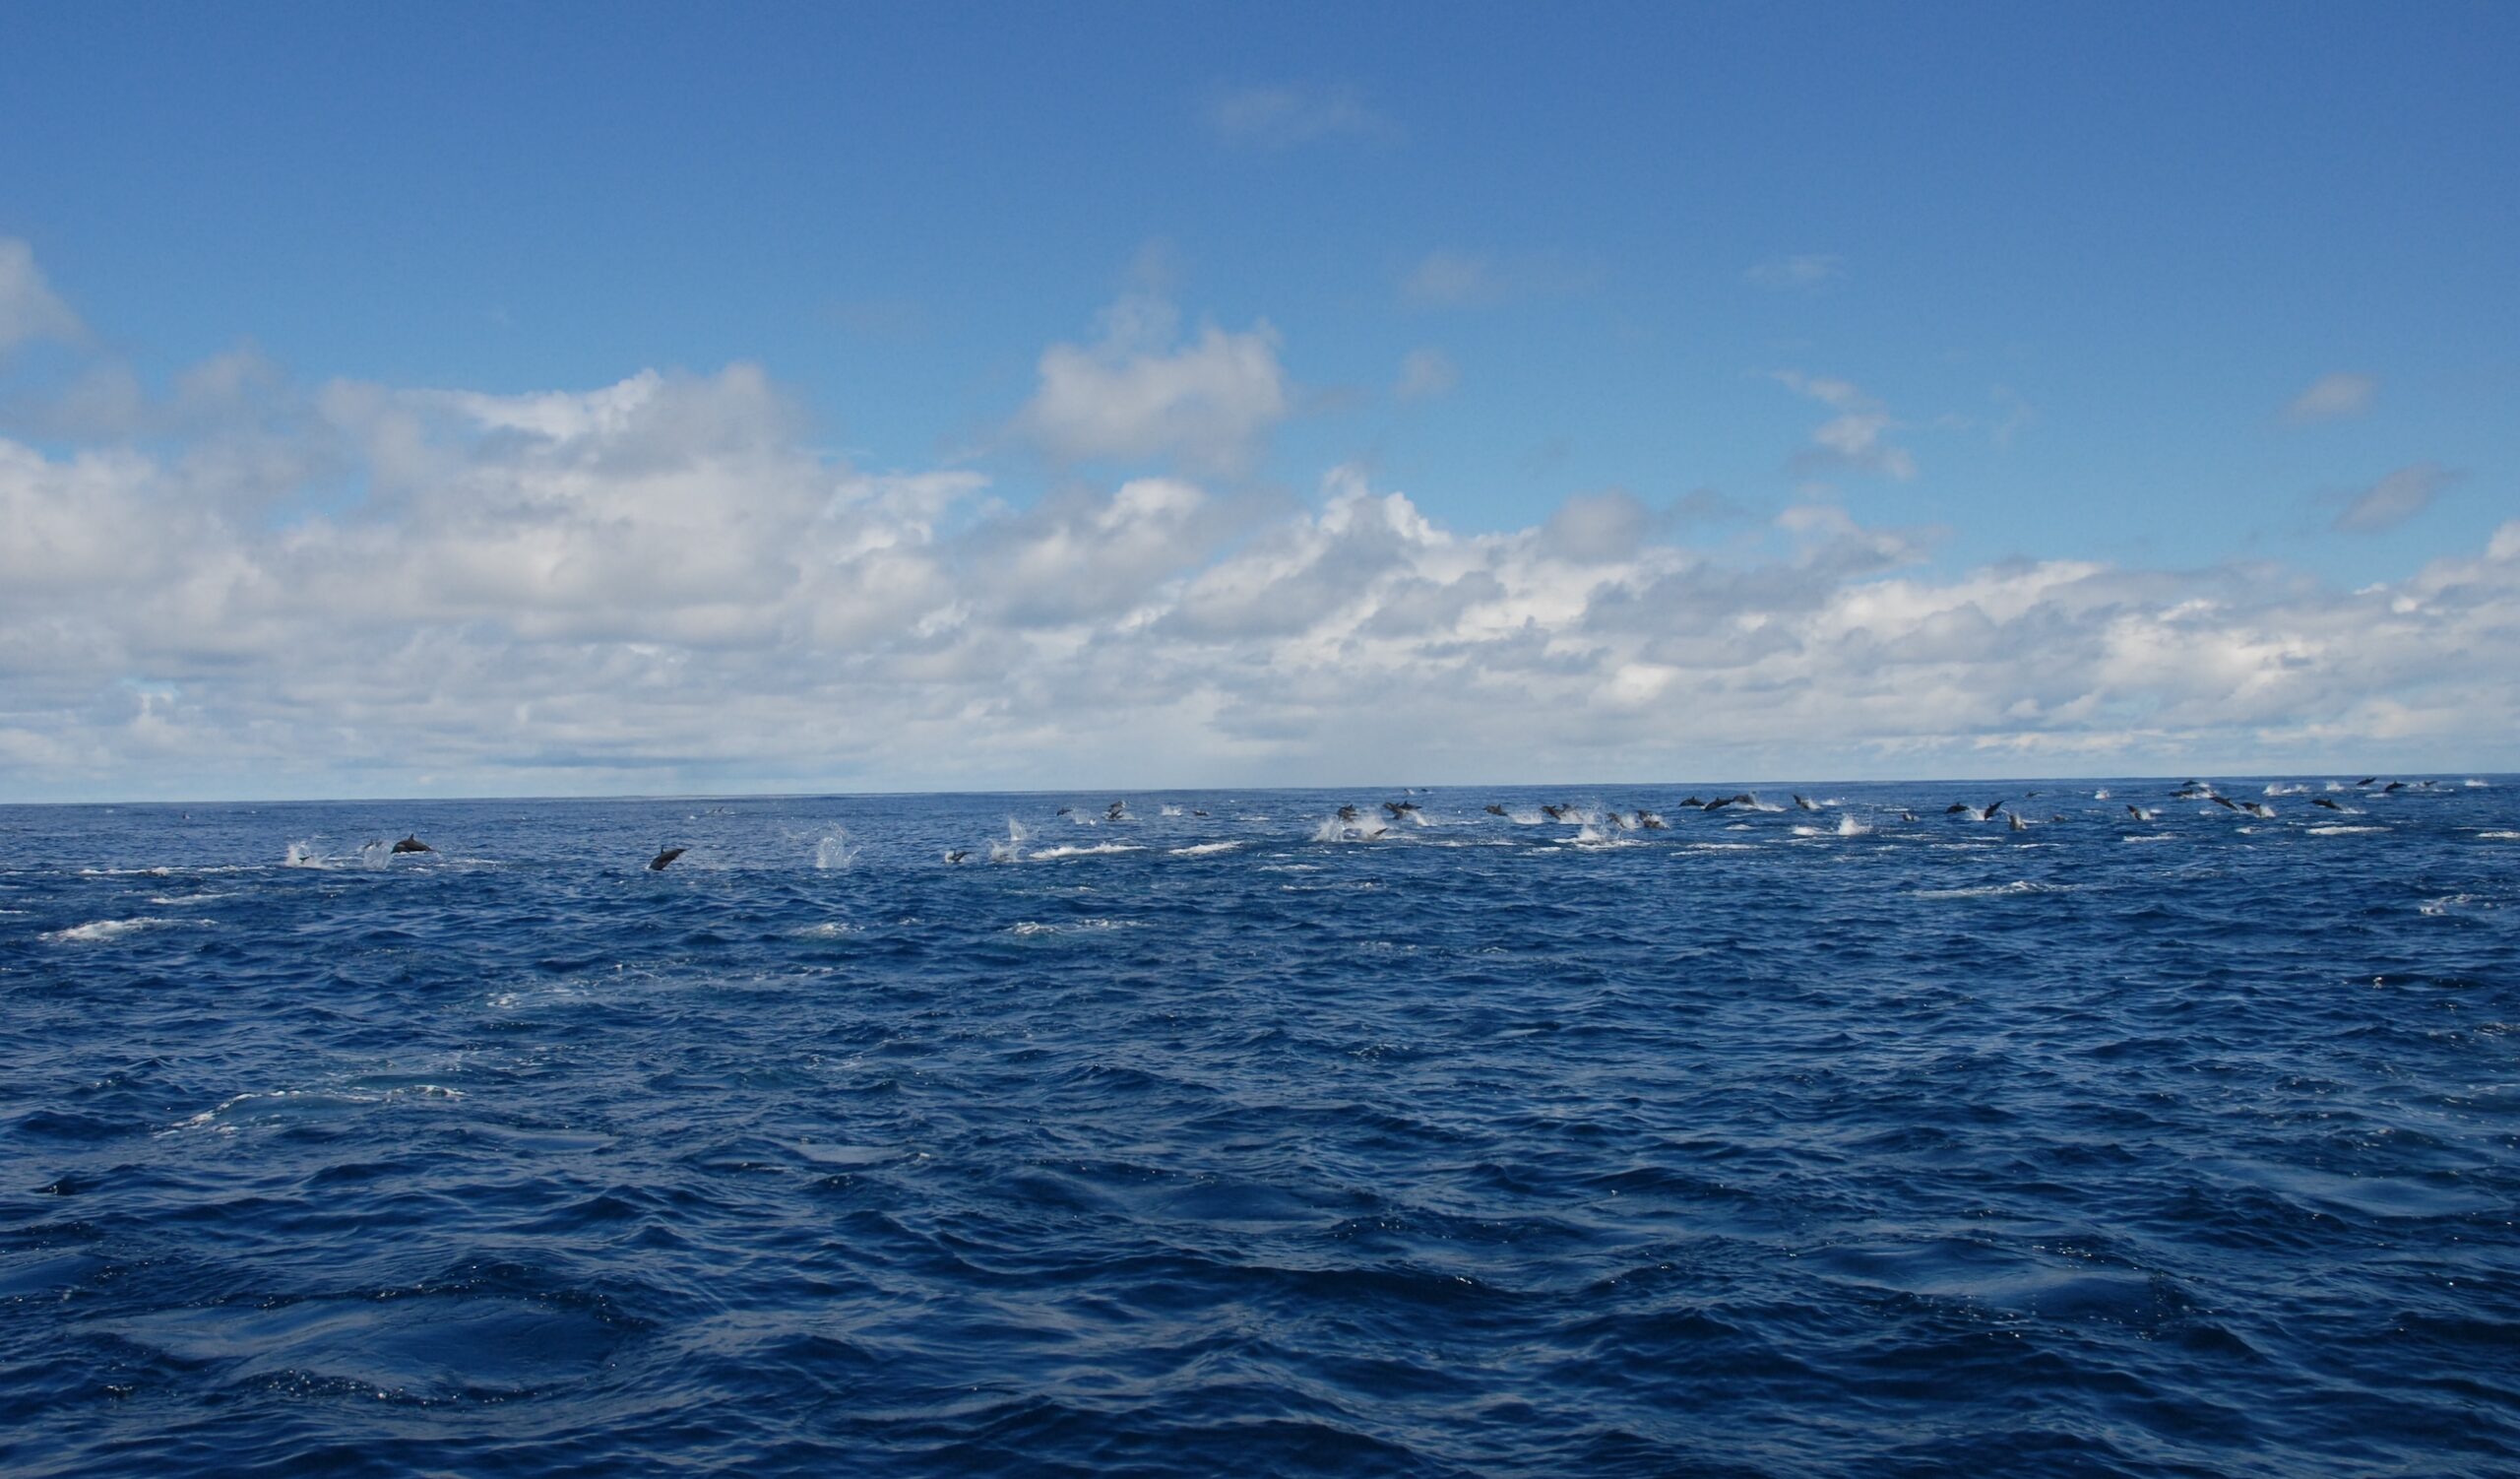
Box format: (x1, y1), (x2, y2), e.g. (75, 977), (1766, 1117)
(2, 770), (2505, 810)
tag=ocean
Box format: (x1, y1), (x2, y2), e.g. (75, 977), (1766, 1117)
(3, 780), (2514, 1476)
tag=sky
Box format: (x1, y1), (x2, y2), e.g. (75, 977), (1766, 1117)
(1, 1), (2514, 801)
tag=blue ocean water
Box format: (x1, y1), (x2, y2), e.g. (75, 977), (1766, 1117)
(2, 780), (2514, 1477)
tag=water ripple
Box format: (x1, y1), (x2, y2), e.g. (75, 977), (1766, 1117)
(2, 780), (2515, 1475)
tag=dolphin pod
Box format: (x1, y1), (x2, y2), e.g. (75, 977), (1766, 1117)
(650, 777), (2422, 873)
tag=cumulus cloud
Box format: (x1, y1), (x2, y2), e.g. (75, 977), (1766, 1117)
(4, 259), (2516, 798)
(1014, 293), (1291, 475)
(1394, 348), (1458, 402)
(1744, 253), (1844, 290)
(2334, 462), (2453, 534)
(1204, 83), (1397, 148)
(1773, 371), (1917, 481)
(0, 238), (86, 354)
(2285, 372), (2377, 423)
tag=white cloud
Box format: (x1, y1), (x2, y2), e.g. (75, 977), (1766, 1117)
(0, 238), (86, 354)
(1745, 254), (1844, 290)
(4, 280), (2516, 798)
(1773, 371), (1917, 481)
(2334, 462), (2452, 534)
(2286, 372), (2377, 423)
(1205, 83), (1396, 148)
(1014, 293), (1291, 475)
(1395, 348), (1458, 402)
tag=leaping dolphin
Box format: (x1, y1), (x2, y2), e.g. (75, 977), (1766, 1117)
(391, 834), (432, 854)
(648, 847), (685, 871)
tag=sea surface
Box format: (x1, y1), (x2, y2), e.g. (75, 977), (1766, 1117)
(3, 780), (2515, 1477)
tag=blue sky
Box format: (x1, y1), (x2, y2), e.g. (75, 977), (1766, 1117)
(1, 4), (2514, 798)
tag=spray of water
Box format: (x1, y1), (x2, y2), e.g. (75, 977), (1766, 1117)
(814, 831), (859, 869)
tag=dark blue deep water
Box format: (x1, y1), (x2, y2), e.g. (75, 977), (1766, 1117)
(3, 780), (2515, 1477)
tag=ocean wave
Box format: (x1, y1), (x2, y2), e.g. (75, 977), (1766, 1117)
(1169, 841), (1243, 857)
(1913, 880), (2076, 900)
(1007, 918), (1143, 936)
(42, 916), (200, 943)
(9, 783), (2517, 1478)
(1028, 843), (1144, 861)
(2308, 825), (2388, 836)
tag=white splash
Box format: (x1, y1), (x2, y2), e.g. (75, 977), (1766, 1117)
(43, 917), (182, 943)
(814, 830), (859, 869)
(2093, 788), (2111, 800)
(1312, 815), (1388, 843)
(1170, 841), (1242, 857)
(989, 817), (1030, 864)
(1029, 843), (1144, 860)
(1913, 880), (2074, 900)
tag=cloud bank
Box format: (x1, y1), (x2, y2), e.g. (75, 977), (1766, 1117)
(2, 248), (2513, 799)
